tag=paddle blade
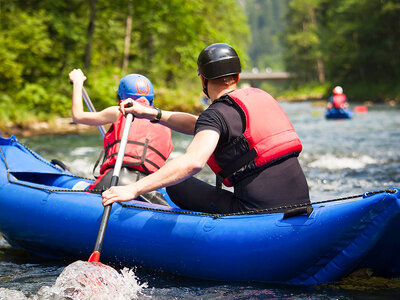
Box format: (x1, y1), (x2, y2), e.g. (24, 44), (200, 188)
(88, 251), (101, 263)
(353, 105), (368, 113)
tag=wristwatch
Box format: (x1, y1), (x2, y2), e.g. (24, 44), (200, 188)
(150, 107), (162, 123)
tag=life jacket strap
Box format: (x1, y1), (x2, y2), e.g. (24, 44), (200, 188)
(217, 148), (258, 181)
(92, 149), (105, 179)
(216, 174), (223, 190)
(105, 139), (168, 161)
(101, 139), (162, 175)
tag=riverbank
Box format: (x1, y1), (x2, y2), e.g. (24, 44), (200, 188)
(1, 97), (396, 138)
(0, 118), (97, 138)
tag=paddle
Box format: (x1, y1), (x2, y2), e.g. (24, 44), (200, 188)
(81, 86), (107, 137)
(70, 80), (106, 137)
(353, 105), (368, 113)
(88, 112), (134, 263)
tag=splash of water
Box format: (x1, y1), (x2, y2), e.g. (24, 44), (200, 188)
(309, 154), (376, 170)
(0, 287), (28, 299)
(35, 261), (147, 300)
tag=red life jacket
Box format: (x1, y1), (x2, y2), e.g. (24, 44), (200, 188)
(88, 105), (173, 191)
(332, 94), (347, 108)
(207, 88), (302, 187)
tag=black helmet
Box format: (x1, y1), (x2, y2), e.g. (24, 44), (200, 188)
(197, 43), (241, 80)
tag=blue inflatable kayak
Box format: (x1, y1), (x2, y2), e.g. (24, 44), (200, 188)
(325, 107), (353, 119)
(0, 135), (399, 285)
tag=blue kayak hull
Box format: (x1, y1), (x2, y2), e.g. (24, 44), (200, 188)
(0, 135), (399, 285)
(325, 108), (353, 119)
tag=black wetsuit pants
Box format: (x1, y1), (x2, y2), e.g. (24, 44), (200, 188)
(166, 157), (310, 214)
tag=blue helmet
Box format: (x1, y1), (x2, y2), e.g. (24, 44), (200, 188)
(117, 74), (154, 105)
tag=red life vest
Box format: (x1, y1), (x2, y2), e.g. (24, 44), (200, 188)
(207, 88), (302, 187)
(332, 94), (347, 108)
(88, 105), (173, 191)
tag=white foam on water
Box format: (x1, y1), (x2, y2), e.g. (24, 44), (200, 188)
(35, 261), (147, 300)
(70, 147), (98, 156)
(309, 154), (377, 170)
(67, 158), (97, 178)
(0, 235), (10, 247)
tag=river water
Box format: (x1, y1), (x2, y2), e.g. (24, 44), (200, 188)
(0, 101), (399, 299)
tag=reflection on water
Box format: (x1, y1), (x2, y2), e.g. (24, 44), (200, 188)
(1, 102), (400, 298)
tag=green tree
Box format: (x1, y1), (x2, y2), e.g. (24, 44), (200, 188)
(283, 0), (400, 100)
(245, 0), (288, 71)
(324, 0), (400, 86)
(0, 0), (250, 124)
(283, 0), (326, 83)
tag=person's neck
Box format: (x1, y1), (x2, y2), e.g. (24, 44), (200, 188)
(209, 84), (237, 101)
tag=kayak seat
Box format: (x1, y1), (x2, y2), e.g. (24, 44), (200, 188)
(10, 171), (92, 190)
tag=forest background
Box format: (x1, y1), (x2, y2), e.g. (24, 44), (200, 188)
(0, 0), (399, 127)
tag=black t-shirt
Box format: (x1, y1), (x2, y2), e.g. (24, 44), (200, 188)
(195, 100), (243, 146)
(195, 106), (226, 139)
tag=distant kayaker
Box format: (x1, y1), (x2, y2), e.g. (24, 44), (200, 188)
(102, 43), (310, 213)
(326, 86), (349, 109)
(69, 69), (173, 205)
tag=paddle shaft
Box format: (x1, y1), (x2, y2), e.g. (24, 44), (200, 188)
(81, 86), (107, 138)
(70, 80), (107, 137)
(80, 85), (154, 259)
(89, 113), (134, 261)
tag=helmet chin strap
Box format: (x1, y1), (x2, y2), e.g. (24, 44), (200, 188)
(201, 77), (209, 98)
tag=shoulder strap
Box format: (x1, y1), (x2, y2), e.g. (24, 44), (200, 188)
(92, 149), (105, 179)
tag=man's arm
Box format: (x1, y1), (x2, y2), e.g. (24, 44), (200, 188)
(120, 99), (198, 135)
(102, 129), (220, 205)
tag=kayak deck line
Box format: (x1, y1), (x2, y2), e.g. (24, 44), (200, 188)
(119, 189), (397, 219)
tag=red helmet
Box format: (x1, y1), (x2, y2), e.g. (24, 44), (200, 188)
(332, 86), (343, 95)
